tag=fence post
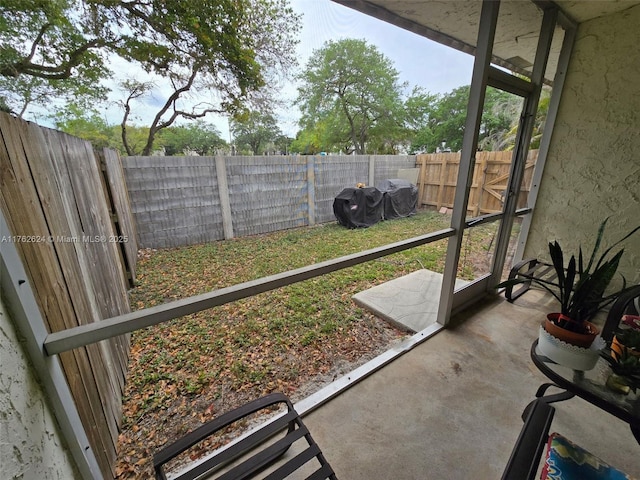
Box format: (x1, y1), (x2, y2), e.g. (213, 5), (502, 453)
(215, 156), (234, 239)
(368, 156), (375, 187)
(474, 152), (488, 216)
(436, 154), (447, 210)
(306, 155), (315, 226)
(415, 156), (426, 206)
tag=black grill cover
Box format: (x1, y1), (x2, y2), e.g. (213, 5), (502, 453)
(333, 187), (384, 228)
(378, 179), (418, 220)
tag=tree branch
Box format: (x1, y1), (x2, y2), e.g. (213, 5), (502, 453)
(141, 64), (203, 155)
(120, 84), (148, 156)
(3, 38), (106, 80)
(120, 98), (134, 156)
(26, 23), (51, 63)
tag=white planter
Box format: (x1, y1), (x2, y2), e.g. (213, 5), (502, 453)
(538, 326), (604, 371)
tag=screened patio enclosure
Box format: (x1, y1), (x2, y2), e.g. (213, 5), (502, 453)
(331, 0), (574, 324)
(334, 0), (640, 308)
(334, 0), (640, 290)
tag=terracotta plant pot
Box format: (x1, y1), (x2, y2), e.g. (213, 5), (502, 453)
(538, 325), (601, 371)
(544, 313), (599, 348)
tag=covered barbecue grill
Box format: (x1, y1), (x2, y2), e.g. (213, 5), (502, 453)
(333, 187), (384, 228)
(377, 178), (418, 220)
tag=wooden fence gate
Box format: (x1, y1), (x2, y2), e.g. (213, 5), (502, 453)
(415, 150), (538, 215)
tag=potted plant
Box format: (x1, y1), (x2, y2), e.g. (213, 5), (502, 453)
(600, 313), (640, 394)
(497, 218), (640, 369)
(600, 345), (640, 395)
(611, 318), (640, 361)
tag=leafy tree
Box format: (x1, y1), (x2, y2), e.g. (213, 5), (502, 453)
(0, 0), (110, 116)
(1, 0), (300, 154)
(51, 104), (120, 150)
(409, 86), (519, 153)
(1, 0), (106, 80)
(529, 89), (551, 149)
(51, 104), (154, 155)
(290, 128), (323, 155)
(0, 60), (108, 119)
(402, 86), (438, 153)
(117, 79), (154, 156)
(410, 85), (470, 153)
(116, 125), (151, 155)
(491, 87), (551, 151)
(296, 39), (407, 155)
(231, 110), (282, 155)
(478, 89), (523, 151)
(0, 95), (10, 113)
(273, 134), (294, 155)
(156, 121), (227, 156)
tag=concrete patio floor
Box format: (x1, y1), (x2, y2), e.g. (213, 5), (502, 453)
(301, 289), (640, 479)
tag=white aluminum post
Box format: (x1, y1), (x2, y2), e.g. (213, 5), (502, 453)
(437, 0), (500, 326)
(490, 6), (558, 287)
(514, 21), (577, 263)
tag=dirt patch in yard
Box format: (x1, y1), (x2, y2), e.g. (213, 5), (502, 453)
(113, 212), (504, 479)
(115, 308), (406, 479)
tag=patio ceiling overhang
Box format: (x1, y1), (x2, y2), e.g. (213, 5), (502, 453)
(331, 0), (640, 84)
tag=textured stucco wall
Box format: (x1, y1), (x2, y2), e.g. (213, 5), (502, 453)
(525, 5), (640, 285)
(0, 296), (79, 479)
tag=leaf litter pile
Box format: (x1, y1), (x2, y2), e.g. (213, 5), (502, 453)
(115, 210), (504, 478)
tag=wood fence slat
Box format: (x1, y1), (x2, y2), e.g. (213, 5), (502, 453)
(93, 149), (134, 385)
(0, 115), (74, 334)
(66, 136), (128, 314)
(41, 129), (129, 392)
(472, 152), (487, 217)
(59, 133), (129, 459)
(99, 149), (138, 287)
(437, 154), (447, 209)
(29, 126), (127, 434)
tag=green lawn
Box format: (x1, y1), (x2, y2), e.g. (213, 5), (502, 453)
(116, 209), (502, 478)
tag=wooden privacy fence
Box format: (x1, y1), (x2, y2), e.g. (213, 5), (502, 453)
(122, 154), (417, 249)
(416, 150), (539, 215)
(122, 151), (538, 250)
(0, 112), (137, 479)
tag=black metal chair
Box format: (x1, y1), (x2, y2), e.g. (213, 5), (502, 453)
(504, 258), (561, 302)
(502, 395), (636, 480)
(153, 393), (337, 480)
(501, 399), (556, 480)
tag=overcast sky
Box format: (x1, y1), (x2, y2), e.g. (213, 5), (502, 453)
(39, 0), (474, 139)
(273, 0), (474, 136)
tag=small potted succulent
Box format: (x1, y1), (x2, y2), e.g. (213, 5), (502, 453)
(600, 314), (640, 394)
(611, 316), (640, 361)
(497, 218), (640, 369)
(600, 344), (640, 395)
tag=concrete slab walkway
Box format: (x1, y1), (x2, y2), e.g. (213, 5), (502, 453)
(352, 269), (468, 332)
